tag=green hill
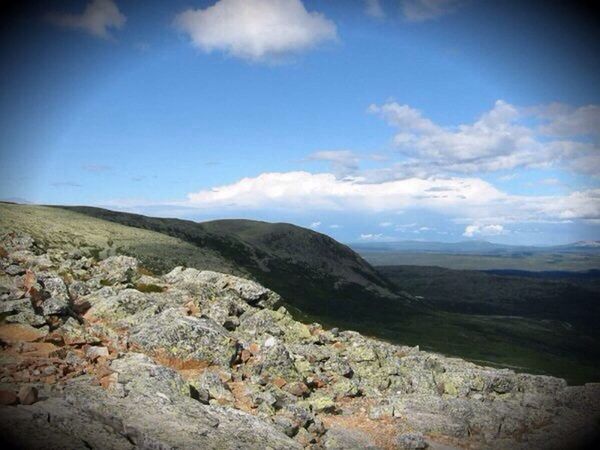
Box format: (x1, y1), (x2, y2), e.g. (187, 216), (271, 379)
(57, 206), (400, 320)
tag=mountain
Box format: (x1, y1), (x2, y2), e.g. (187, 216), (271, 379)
(57, 206), (400, 320)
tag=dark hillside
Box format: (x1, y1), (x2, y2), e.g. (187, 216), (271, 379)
(59, 206), (404, 321)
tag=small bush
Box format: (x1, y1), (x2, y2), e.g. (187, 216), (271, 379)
(137, 266), (154, 276)
(135, 283), (165, 293)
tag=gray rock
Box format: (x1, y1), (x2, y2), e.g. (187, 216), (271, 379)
(5, 264), (25, 276)
(1, 353), (301, 450)
(1, 298), (46, 326)
(42, 277), (70, 301)
(397, 432), (428, 449)
(68, 280), (90, 299)
(130, 308), (236, 366)
(323, 426), (380, 449)
(165, 267), (280, 309)
(191, 369), (235, 405)
(273, 414), (299, 437)
(42, 296), (71, 316)
(95, 255), (138, 284)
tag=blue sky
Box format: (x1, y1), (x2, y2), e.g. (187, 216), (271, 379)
(0, 0), (599, 245)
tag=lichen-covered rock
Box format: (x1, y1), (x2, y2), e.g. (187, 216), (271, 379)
(1, 298), (46, 326)
(85, 288), (169, 327)
(41, 296), (71, 316)
(191, 369), (235, 405)
(397, 432), (428, 449)
(95, 255), (138, 284)
(165, 267), (280, 309)
(0, 353), (302, 450)
(130, 308), (236, 366)
(254, 338), (301, 381)
(42, 277), (70, 301)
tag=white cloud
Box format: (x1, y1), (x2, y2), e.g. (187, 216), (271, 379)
(174, 0), (337, 61)
(379, 221), (393, 227)
(463, 224), (506, 238)
(46, 0), (126, 39)
(329, 224), (340, 229)
(533, 103), (600, 137)
(368, 99), (599, 177)
(401, 0), (465, 22)
(182, 171), (600, 225)
(309, 221), (321, 229)
(365, 0), (385, 18)
(186, 171), (504, 213)
(309, 150), (360, 176)
(359, 233), (385, 241)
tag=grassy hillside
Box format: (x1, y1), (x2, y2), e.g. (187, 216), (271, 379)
(0, 203), (243, 276)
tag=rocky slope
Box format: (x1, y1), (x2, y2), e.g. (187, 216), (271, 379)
(1, 231), (599, 449)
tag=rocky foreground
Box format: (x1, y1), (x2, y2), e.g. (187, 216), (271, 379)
(0, 232), (599, 449)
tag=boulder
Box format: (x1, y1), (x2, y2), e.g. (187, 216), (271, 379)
(95, 255), (138, 284)
(0, 389), (18, 406)
(130, 308), (236, 367)
(165, 268), (280, 309)
(191, 369), (235, 405)
(322, 426), (380, 449)
(397, 432), (428, 449)
(18, 386), (38, 405)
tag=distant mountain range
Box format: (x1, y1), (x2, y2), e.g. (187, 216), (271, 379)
(350, 239), (600, 255)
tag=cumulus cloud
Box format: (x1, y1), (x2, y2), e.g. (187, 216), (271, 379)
(401, 0), (465, 22)
(309, 221), (321, 228)
(174, 0), (337, 61)
(365, 0), (385, 18)
(183, 171), (600, 224)
(368, 100), (600, 177)
(46, 0), (126, 39)
(463, 224), (505, 238)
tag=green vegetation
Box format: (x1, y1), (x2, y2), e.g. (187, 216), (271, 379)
(379, 265), (600, 332)
(0, 203), (243, 276)
(358, 251), (600, 271)
(135, 283), (166, 293)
